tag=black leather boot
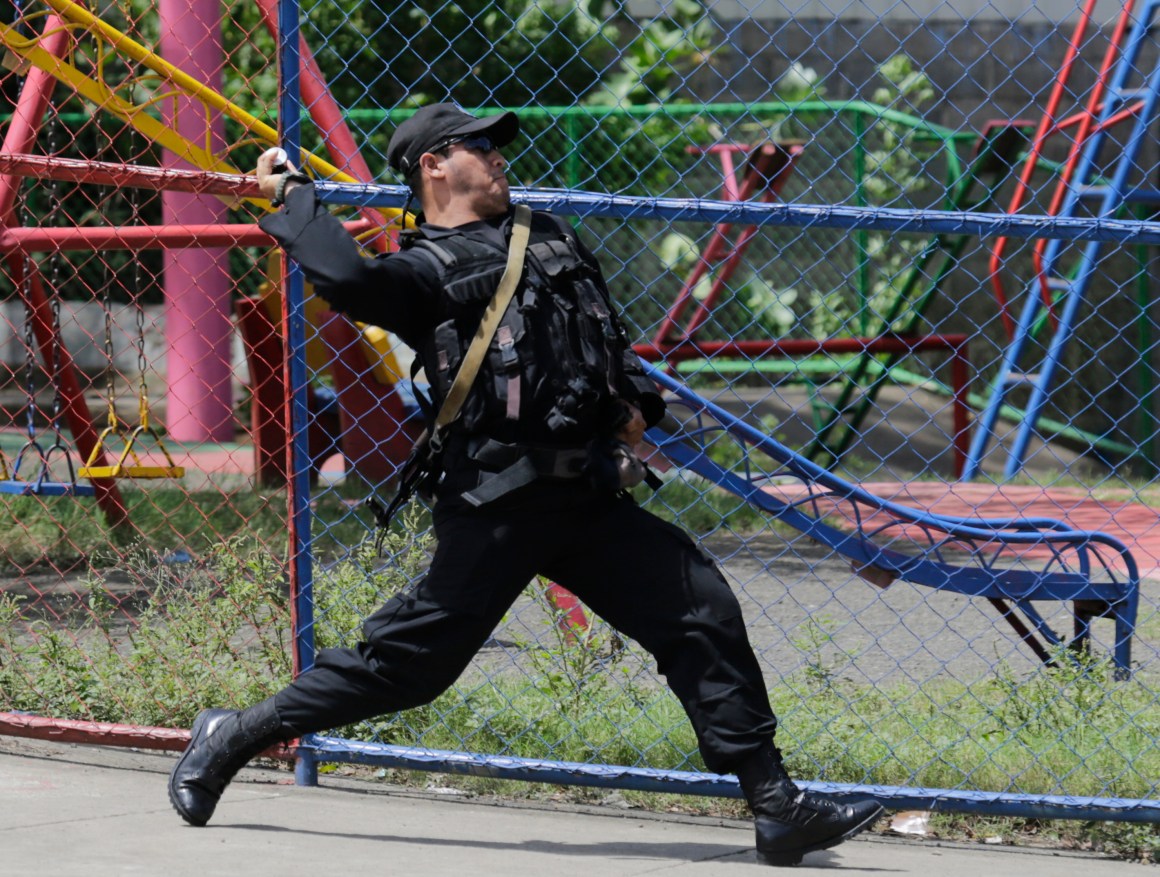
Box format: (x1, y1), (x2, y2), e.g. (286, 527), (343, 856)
(736, 742), (884, 866)
(168, 698), (291, 826)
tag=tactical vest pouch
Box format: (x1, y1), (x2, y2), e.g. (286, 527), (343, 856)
(526, 239), (584, 278)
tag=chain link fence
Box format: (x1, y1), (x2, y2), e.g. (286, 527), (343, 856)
(1, 0), (1158, 830)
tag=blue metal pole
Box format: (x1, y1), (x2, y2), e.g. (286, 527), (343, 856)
(276, 0), (318, 789)
(304, 738), (1160, 824)
(313, 183), (1160, 246)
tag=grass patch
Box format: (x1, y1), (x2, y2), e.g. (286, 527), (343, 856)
(3, 537), (1156, 802)
(0, 480), (395, 574)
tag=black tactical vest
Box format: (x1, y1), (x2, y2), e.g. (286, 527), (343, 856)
(407, 213), (629, 448)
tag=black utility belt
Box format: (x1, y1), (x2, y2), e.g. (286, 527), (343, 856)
(466, 438), (589, 479)
(458, 439), (589, 507)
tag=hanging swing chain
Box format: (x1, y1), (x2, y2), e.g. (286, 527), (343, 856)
(100, 219), (117, 430)
(17, 201), (38, 442)
(126, 100), (150, 431)
(46, 100), (66, 438)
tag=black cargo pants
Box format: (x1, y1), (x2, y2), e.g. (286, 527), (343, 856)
(274, 482), (778, 773)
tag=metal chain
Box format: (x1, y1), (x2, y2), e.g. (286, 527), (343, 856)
(126, 85), (149, 429)
(100, 221), (117, 430)
(45, 100), (65, 436)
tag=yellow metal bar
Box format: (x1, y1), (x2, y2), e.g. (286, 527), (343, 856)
(1, 8), (412, 221)
(35, 0), (394, 190)
(0, 20), (240, 174)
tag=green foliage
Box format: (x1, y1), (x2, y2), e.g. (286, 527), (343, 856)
(516, 577), (640, 718)
(585, 0), (715, 108)
(4, 537), (1160, 825)
(0, 488), (289, 574)
(802, 55), (937, 339)
(0, 525), (432, 727)
(0, 541), (293, 726)
(312, 505), (432, 650)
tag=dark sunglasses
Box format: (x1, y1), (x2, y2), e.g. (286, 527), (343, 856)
(431, 134), (497, 155)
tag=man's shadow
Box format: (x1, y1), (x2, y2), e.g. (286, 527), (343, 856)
(224, 822), (894, 870)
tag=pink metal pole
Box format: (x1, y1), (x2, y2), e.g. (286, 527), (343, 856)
(158, 0), (233, 441)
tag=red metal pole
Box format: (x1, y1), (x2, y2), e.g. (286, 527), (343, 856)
(0, 219), (375, 253)
(651, 143), (802, 350)
(634, 334), (970, 364)
(679, 145), (801, 344)
(253, 0), (389, 252)
(1031, 0), (1139, 331)
(636, 334), (972, 478)
(951, 339), (971, 480)
(0, 152), (265, 199)
(651, 145), (749, 348)
(986, 0), (1100, 340)
(1, 223), (269, 251)
(0, 710), (294, 759)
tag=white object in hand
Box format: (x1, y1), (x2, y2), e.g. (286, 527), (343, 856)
(263, 147), (288, 168)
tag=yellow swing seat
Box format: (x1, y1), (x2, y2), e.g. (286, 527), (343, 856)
(78, 423), (185, 480)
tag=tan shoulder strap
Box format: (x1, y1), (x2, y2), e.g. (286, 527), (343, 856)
(431, 203), (533, 447)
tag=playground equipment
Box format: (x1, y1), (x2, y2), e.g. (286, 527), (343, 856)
(0, 9), (128, 522)
(650, 141), (803, 351)
(801, 120), (1028, 472)
(0, 254), (95, 496)
(0, 270), (92, 496)
(638, 126), (991, 477)
(987, 0), (1143, 342)
(644, 362), (1139, 675)
(76, 228), (184, 481)
(0, 0), (420, 485)
(0, 110), (95, 497)
(964, 0), (1160, 479)
(236, 255), (420, 487)
(0, 0), (403, 452)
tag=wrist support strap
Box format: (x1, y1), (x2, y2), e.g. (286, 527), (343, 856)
(272, 171), (311, 207)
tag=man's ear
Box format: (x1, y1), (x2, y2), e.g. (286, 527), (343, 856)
(418, 151), (445, 181)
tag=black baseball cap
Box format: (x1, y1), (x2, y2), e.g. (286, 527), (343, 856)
(387, 103), (520, 175)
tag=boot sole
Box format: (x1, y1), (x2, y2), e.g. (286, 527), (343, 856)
(756, 801), (885, 866)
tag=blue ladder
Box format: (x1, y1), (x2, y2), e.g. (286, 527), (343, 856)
(962, 0), (1160, 480)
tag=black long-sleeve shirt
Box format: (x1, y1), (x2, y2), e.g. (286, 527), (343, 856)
(257, 183), (664, 427)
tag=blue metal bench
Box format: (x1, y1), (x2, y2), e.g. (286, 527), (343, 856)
(643, 363), (1140, 676)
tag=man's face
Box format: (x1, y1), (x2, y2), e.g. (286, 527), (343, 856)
(438, 136), (511, 218)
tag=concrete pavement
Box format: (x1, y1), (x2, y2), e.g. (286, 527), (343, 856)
(0, 736), (1134, 876)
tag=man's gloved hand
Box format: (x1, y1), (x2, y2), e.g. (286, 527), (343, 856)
(256, 147), (308, 205)
(614, 401), (646, 448)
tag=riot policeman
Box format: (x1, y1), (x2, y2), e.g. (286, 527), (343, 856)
(167, 104), (883, 866)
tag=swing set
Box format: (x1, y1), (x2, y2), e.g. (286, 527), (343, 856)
(75, 234), (184, 482)
(0, 1), (192, 527)
(0, 248), (94, 496)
